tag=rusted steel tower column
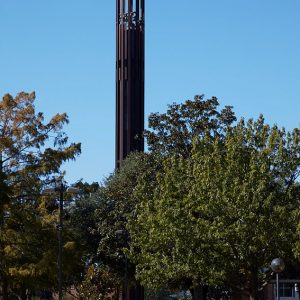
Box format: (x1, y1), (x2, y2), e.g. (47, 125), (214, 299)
(116, 0), (145, 169)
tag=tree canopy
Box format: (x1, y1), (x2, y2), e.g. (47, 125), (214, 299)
(0, 92), (81, 299)
(129, 115), (300, 299)
(145, 95), (236, 157)
(77, 152), (150, 300)
(80, 95), (237, 299)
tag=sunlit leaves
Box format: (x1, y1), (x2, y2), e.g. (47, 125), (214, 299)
(129, 116), (300, 298)
(145, 95), (236, 157)
(0, 92), (81, 296)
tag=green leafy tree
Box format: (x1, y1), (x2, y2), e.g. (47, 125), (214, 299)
(145, 95), (236, 157)
(0, 92), (81, 299)
(78, 152), (150, 300)
(129, 116), (300, 300)
(80, 95), (236, 299)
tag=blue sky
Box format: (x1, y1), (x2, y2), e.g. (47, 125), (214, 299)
(1, 1), (300, 184)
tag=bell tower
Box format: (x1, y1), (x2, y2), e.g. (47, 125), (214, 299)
(116, 0), (145, 168)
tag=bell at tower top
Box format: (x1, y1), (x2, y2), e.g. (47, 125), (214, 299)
(116, 0), (144, 26)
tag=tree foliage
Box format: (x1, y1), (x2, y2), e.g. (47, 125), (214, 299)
(79, 95), (237, 299)
(78, 152), (150, 299)
(129, 115), (300, 299)
(0, 92), (81, 298)
(145, 95), (236, 157)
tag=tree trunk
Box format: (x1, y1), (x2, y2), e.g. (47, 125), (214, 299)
(191, 285), (208, 300)
(20, 287), (27, 300)
(126, 284), (144, 300)
(249, 269), (261, 300)
(249, 295), (259, 300)
(2, 277), (9, 300)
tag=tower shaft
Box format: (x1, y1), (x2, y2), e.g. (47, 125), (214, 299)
(116, 0), (145, 169)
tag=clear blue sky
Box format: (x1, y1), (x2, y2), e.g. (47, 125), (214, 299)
(1, 1), (300, 184)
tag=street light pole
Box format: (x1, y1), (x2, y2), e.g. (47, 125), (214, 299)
(276, 273), (279, 300)
(43, 181), (81, 300)
(271, 258), (285, 300)
(58, 182), (64, 300)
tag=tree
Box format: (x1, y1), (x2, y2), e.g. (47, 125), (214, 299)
(79, 95), (236, 299)
(145, 95), (236, 157)
(0, 92), (81, 299)
(77, 152), (151, 300)
(68, 180), (101, 260)
(129, 115), (300, 300)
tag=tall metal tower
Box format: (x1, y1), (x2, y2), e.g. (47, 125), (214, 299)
(116, 0), (145, 169)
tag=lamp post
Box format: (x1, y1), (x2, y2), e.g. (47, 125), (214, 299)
(43, 181), (81, 300)
(271, 258), (285, 300)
